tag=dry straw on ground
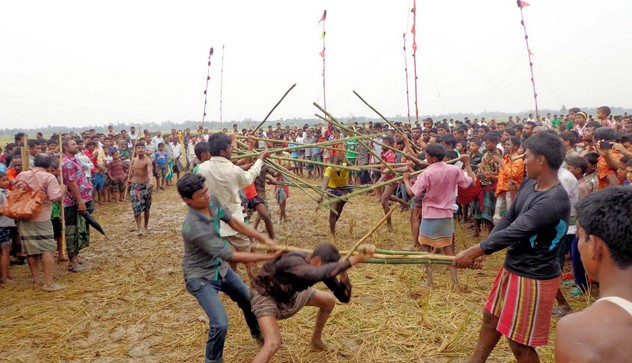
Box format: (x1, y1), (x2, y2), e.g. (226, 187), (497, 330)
(0, 180), (593, 362)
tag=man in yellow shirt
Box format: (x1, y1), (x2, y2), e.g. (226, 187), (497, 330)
(319, 155), (351, 236)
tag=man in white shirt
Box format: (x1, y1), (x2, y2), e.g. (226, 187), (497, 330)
(170, 138), (183, 182)
(151, 131), (164, 150)
(196, 133), (270, 278)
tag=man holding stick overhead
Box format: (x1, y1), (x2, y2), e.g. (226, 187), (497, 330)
(454, 132), (570, 363)
(250, 242), (375, 363)
(127, 142), (154, 236)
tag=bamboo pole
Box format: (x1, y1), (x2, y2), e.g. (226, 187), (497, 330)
(21, 134), (30, 171)
(352, 90), (410, 142)
(313, 103), (399, 176)
(511, 153), (525, 161)
(364, 259), (453, 265)
(58, 133), (68, 262)
(268, 155), (360, 172)
(232, 138), (353, 159)
(252, 83), (297, 133)
(122, 128), (139, 200)
(344, 208), (395, 260)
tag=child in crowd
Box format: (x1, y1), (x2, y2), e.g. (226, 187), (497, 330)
(0, 170), (15, 283)
(154, 143), (168, 190)
(107, 150), (126, 202)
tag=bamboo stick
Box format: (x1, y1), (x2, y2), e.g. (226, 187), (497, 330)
(364, 259), (453, 265)
(344, 208), (395, 260)
(252, 83), (297, 133)
(352, 90), (411, 142)
(268, 155), (360, 172)
(313, 103), (399, 176)
(122, 128), (139, 200)
(232, 138), (351, 159)
(21, 134), (30, 171)
(511, 153), (525, 161)
(58, 133), (68, 262)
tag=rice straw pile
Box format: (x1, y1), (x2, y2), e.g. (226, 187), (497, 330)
(0, 180), (593, 362)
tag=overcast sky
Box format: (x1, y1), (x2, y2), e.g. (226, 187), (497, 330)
(1, 0), (631, 129)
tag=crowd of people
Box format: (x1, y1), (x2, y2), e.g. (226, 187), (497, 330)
(1, 106), (631, 362)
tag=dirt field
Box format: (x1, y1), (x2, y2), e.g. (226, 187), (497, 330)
(0, 180), (591, 362)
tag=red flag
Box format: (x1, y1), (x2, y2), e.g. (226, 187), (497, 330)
(319, 10), (327, 23)
(518, 1), (530, 8)
(319, 49), (325, 58)
(412, 40), (417, 53)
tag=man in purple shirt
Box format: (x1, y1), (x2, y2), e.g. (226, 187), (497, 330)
(402, 144), (475, 288)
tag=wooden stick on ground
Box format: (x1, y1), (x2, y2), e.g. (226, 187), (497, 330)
(58, 133), (68, 262)
(343, 208), (395, 260)
(252, 83), (297, 133)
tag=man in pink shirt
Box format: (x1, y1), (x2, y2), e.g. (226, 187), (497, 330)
(15, 153), (66, 291)
(403, 144), (475, 289)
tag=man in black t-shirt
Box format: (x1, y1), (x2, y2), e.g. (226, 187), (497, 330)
(455, 132), (570, 363)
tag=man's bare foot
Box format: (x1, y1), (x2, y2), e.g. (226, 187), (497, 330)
(311, 339), (335, 351)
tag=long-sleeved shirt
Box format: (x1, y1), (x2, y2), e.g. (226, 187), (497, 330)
(480, 178), (570, 280)
(251, 252), (352, 307)
(196, 156), (263, 236)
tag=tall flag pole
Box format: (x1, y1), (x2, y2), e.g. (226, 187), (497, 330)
(517, 0), (539, 118)
(411, 1), (419, 123)
(219, 45), (225, 123)
(201, 47), (214, 129)
(402, 32), (412, 126)
(319, 10), (327, 112)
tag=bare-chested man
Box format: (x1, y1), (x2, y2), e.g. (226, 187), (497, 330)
(128, 142), (154, 236)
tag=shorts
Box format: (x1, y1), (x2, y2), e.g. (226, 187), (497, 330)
(92, 172), (105, 190)
(0, 227), (11, 248)
(359, 170), (371, 184)
(109, 179), (126, 193)
(371, 170), (382, 182)
(312, 154), (322, 163)
(51, 217), (62, 239)
(250, 287), (316, 320)
(17, 220), (56, 255)
(246, 196), (265, 210)
(304, 156), (314, 170)
(226, 233), (251, 252)
(486, 268), (560, 347)
(156, 163), (168, 178)
(173, 158), (183, 172)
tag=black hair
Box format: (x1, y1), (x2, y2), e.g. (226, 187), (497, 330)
(27, 139), (41, 148)
(382, 136), (395, 145)
(86, 141), (97, 148)
(483, 133), (499, 144)
(584, 152), (600, 167)
(567, 156), (588, 174)
(585, 121), (601, 130)
(158, 142), (165, 148)
(627, 159), (632, 167)
(441, 134), (457, 148)
(523, 132), (565, 169)
(208, 133), (232, 156)
(14, 132), (25, 143)
(619, 132), (632, 144)
(194, 141), (209, 160)
(134, 142), (145, 148)
(568, 107), (581, 114)
(504, 128), (516, 136)
(177, 173), (206, 199)
(34, 153), (52, 169)
(445, 150), (459, 161)
(508, 136), (521, 148)
(469, 138), (482, 146)
(559, 131), (578, 147)
(425, 143), (447, 161)
(454, 127), (465, 135)
(311, 243), (341, 263)
(597, 106), (611, 116)
(593, 127), (617, 142)
(525, 121), (537, 129)
(576, 187), (632, 269)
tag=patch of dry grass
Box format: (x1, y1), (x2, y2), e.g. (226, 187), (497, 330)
(0, 181), (592, 362)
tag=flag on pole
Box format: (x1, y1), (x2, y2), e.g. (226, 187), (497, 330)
(319, 10), (327, 23)
(518, 0), (530, 8)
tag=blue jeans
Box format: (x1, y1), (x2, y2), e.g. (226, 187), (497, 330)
(185, 270), (261, 363)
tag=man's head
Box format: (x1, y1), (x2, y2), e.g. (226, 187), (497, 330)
(309, 243), (341, 267)
(63, 139), (79, 155)
(559, 131), (578, 150)
(468, 139), (481, 154)
(576, 187), (632, 281)
(135, 142), (145, 157)
(627, 159), (632, 185)
(27, 139), (42, 156)
(574, 112), (588, 127)
(567, 156), (588, 179)
(482, 133), (499, 152)
(593, 126), (617, 143)
(33, 153), (52, 169)
(523, 132), (565, 179)
(208, 133), (232, 159)
(584, 152), (599, 175)
(596, 106), (611, 120)
(177, 173), (210, 209)
(85, 141), (97, 152)
(425, 143), (447, 164)
(523, 121), (537, 138)
(504, 137), (521, 154)
(194, 141), (210, 162)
